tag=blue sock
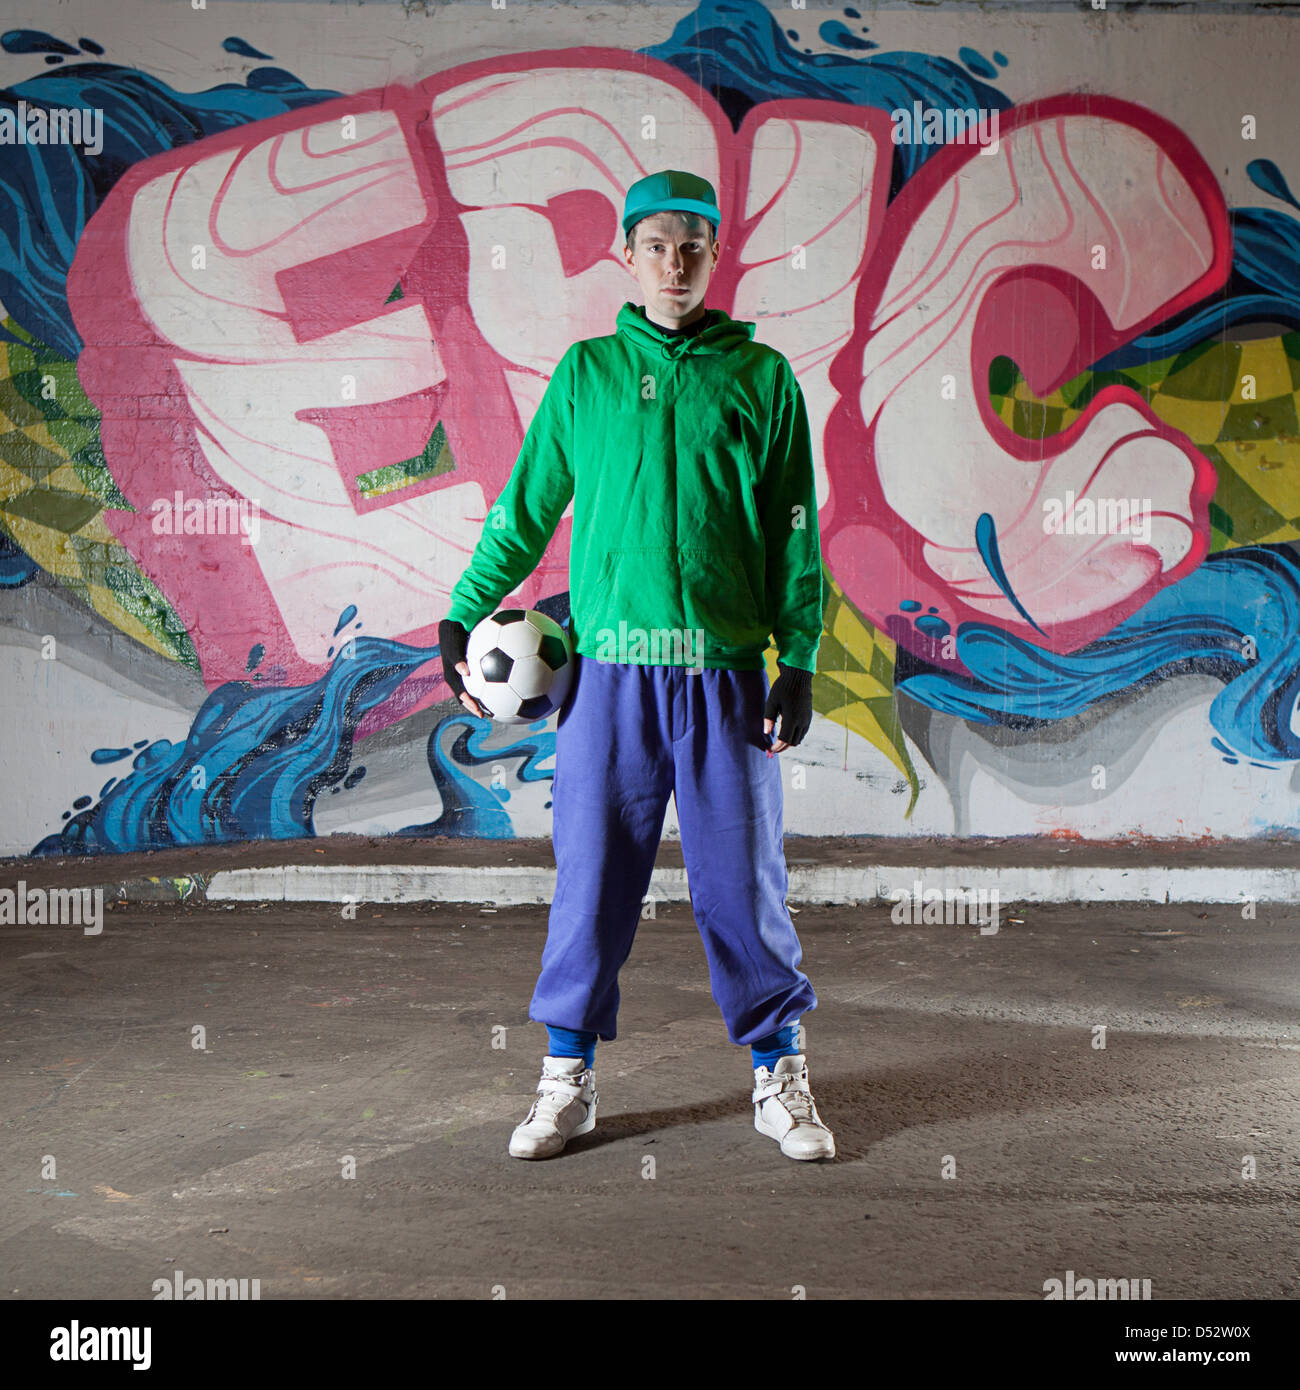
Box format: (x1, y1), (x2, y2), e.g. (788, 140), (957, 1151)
(751, 1022), (801, 1071)
(546, 1024), (597, 1069)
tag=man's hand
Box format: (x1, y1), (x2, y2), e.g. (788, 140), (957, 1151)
(763, 662), (813, 754)
(439, 618), (486, 718)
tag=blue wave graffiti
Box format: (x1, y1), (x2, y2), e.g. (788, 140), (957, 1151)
(34, 594), (574, 851)
(897, 547), (1300, 766)
(398, 718), (557, 839)
(33, 633), (432, 855)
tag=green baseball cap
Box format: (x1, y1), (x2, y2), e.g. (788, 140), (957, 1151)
(622, 169), (721, 236)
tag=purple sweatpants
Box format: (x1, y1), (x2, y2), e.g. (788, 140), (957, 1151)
(529, 654), (817, 1046)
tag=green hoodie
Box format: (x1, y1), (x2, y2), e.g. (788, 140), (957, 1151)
(445, 301), (824, 673)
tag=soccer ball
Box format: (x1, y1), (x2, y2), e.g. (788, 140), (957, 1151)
(461, 609), (574, 724)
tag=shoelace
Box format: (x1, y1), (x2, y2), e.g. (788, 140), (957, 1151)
(525, 1071), (590, 1124)
(755, 1070), (819, 1124)
(777, 1087), (817, 1124)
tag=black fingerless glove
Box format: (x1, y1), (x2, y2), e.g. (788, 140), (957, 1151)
(764, 662), (813, 746)
(439, 618), (470, 700)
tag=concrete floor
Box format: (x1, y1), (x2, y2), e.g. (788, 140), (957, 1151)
(2, 897), (1298, 1300)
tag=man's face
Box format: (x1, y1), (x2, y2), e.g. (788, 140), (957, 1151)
(623, 212), (720, 329)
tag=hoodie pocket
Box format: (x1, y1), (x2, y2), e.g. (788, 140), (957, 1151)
(680, 549), (768, 651)
(592, 548), (687, 651)
(592, 548), (767, 657)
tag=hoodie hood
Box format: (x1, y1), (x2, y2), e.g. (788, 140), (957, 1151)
(616, 301), (756, 360)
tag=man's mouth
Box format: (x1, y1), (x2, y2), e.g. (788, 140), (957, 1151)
(662, 287), (688, 296)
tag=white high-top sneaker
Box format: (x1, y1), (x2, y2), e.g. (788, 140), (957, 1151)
(508, 1055), (598, 1159)
(752, 1054), (835, 1160)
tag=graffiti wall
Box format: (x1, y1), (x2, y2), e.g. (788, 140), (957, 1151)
(2, 0), (1299, 855)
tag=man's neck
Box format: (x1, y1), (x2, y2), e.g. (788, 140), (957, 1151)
(644, 305), (710, 336)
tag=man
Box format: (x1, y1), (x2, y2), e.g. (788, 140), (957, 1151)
(439, 169), (833, 1161)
